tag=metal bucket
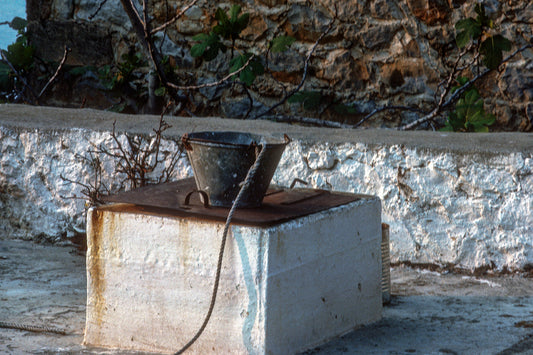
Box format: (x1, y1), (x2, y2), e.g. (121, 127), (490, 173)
(182, 131), (289, 208)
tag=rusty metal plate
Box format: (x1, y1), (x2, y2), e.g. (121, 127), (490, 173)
(101, 178), (364, 227)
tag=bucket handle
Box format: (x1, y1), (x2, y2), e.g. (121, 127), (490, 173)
(183, 189), (210, 208)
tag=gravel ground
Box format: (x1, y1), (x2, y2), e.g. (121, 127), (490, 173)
(1, 239), (532, 354)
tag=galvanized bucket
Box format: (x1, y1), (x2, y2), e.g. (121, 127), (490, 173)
(182, 131), (289, 208)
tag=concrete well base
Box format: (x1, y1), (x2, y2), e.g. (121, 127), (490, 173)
(84, 197), (382, 354)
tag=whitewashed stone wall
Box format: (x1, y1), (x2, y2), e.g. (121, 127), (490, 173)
(0, 127), (190, 241)
(0, 108), (531, 272)
(273, 141), (533, 271)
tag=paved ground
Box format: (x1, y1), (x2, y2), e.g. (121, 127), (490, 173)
(1, 239), (533, 355)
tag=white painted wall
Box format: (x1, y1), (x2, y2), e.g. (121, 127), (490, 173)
(273, 141), (533, 271)
(0, 127), (190, 241)
(0, 106), (531, 272)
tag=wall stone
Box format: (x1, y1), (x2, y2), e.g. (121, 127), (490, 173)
(22, 0), (533, 130)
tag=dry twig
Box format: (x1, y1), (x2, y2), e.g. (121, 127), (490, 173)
(252, 16), (337, 120)
(38, 46), (70, 99)
(398, 43), (533, 130)
(151, 0), (200, 34)
(167, 54), (256, 91)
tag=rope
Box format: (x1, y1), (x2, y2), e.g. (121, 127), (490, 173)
(0, 320), (69, 335)
(174, 138), (268, 355)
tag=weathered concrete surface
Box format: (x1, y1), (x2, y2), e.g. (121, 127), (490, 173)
(84, 197), (382, 354)
(1, 239), (532, 354)
(1, 104), (533, 271)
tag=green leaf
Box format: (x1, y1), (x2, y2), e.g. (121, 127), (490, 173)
(212, 24), (225, 36)
(474, 3), (490, 27)
(239, 69), (255, 87)
(204, 40), (226, 61)
(110, 102), (127, 113)
(212, 5), (249, 40)
(270, 36), (296, 53)
(457, 89), (483, 120)
(480, 34), (512, 70)
(5, 41), (34, 70)
(190, 42), (207, 57)
(333, 103), (358, 114)
(215, 8), (229, 24)
(229, 5), (241, 21)
(154, 87), (166, 97)
(451, 76), (470, 93)
(10, 17), (27, 31)
(288, 91), (322, 110)
(229, 53), (264, 86)
(469, 110), (495, 126)
(192, 33), (209, 41)
(455, 18), (481, 47)
(190, 33), (225, 61)
(236, 13), (250, 33)
(69, 66), (96, 76)
(443, 84), (495, 132)
(0, 62), (13, 92)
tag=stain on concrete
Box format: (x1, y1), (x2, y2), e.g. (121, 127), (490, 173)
(87, 208), (106, 330)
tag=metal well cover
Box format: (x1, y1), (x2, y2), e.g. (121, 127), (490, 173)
(102, 178), (365, 227)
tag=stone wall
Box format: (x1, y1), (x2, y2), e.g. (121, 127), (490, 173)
(1, 104), (532, 272)
(24, 0), (533, 130)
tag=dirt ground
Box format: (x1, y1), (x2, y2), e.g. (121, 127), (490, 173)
(1, 239), (533, 354)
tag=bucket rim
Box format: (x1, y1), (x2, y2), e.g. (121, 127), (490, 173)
(182, 131), (290, 150)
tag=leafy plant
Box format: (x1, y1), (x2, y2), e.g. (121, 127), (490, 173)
(287, 91), (323, 111)
(212, 5), (249, 42)
(190, 5), (248, 61)
(190, 32), (226, 61)
(437, 3), (511, 132)
(97, 52), (149, 112)
(229, 53), (264, 86)
(0, 17), (34, 99)
(190, 5), (294, 88)
(3, 17), (34, 70)
(441, 77), (495, 132)
(269, 36), (296, 53)
(455, 4), (511, 70)
(99, 52), (147, 91)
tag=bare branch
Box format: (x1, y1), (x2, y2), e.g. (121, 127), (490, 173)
(353, 105), (428, 128)
(167, 54), (256, 90)
(269, 115), (352, 128)
(252, 16), (336, 120)
(399, 43), (533, 130)
(151, 0), (200, 34)
(38, 46), (70, 99)
(0, 50), (38, 104)
(88, 0), (109, 20)
(433, 45), (473, 107)
(60, 152), (111, 206)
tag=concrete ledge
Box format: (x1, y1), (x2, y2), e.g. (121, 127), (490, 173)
(1, 104), (532, 153)
(1, 104), (532, 271)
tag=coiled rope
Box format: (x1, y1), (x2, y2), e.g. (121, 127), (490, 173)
(174, 138), (267, 355)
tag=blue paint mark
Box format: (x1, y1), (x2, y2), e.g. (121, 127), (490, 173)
(233, 229), (260, 352)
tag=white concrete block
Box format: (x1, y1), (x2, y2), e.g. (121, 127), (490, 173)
(84, 197), (382, 354)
